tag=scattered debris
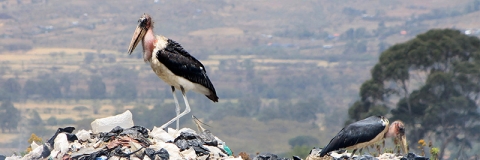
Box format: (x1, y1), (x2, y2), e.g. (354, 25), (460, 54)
(399, 153), (429, 160)
(5, 110), (239, 160)
(307, 148), (430, 160)
(4, 111), (429, 160)
(252, 153), (301, 160)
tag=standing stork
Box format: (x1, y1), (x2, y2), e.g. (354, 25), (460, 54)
(127, 13), (218, 130)
(319, 116), (408, 159)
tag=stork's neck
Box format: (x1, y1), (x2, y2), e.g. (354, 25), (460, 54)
(143, 27), (156, 62)
(385, 124), (397, 138)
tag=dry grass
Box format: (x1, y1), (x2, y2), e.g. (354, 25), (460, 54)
(25, 48), (97, 55)
(208, 55), (257, 60)
(0, 134), (18, 143)
(188, 27), (244, 37)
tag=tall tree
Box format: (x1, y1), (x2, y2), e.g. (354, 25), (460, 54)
(4, 78), (21, 100)
(348, 29), (480, 158)
(59, 76), (71, 96)
(23, 79), (38, 99)
(37, 78), (62, 100)
(0, 100), (21, 133)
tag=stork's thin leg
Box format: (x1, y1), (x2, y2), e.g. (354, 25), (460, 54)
(171, 86), (181, 130)
(160, 87), (191, 130)
(349, 149), (357, 160)
(382, 139), (385, 154)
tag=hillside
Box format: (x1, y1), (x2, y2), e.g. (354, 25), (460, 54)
(1, 0), (480, 156)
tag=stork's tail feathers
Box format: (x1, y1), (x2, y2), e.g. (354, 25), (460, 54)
(206, 93), (219, 102)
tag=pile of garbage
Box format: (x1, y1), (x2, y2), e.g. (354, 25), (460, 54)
(2, 110), (430, 160)
(5, 110), (239, 160)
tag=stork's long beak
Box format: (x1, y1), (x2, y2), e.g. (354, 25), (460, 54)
(127, 21), (147, 54)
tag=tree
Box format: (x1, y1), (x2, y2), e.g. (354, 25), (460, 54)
(29, 110), (43, 126)
(73, 106), (89, 115)
(113, 81), (137, 102)
(3, 78), (21, 100)
(348, 29), (480, 158)
(46, 116), (58, 126)
(59, 76), (71, 96)
(83, 52), (95, 64)
(88, 75), (106, 99)
(23, 79), (38, 99)
(37, 78), (62, 100)
(0, 100), (21, 133)
(236, 95), (261, 117)
(343, 40), (368, 54)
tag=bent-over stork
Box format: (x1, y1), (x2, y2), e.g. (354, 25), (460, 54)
(127, 14), (218, 130)
(319, 116), (407, 159)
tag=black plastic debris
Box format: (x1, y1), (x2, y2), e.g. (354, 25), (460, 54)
(356, 154), (378, 160)
(253, 153), (278, 160)
(197, 129), (218, 146)
(400, 153), (430, 160)
(111, 145), (143, 157)
(292, 155), (302, 160)
(73, 149), (110, 160)
(145, 148), (169, 160)
(173, 132), (210, 156)
(252, 152), (302, 160)
(192, 115), (219, 146)
(47, 127), (76, 146)
(97, 126), (151, 146)
(332, 155), (350, 160)
(38, 127), (78, 158)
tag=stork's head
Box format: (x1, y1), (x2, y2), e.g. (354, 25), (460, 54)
(128, 14), (155, 61)
(386, 120), (408, 154)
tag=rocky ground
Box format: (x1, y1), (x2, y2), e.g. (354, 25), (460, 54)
(1, 111), (429, 160)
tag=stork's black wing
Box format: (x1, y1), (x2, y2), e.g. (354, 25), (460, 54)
(156, 39), (218, 101)
(320, 116), (386, 156)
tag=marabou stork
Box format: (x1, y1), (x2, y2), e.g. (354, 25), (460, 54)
(319, 116), (408, 159)
(127, 14), (218, 130)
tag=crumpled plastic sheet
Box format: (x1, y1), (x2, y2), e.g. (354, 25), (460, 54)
(197, 129), (218, 146)
(144, 148), (169, 160)
(174, 132), (210, 156)
(25, 127), (78, 159)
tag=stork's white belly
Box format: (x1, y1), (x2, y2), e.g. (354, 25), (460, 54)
(149, 57), (210, 95)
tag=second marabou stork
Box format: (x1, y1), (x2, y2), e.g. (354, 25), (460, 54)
(319, 116), (408, 159)
(127, 14), (218, 130)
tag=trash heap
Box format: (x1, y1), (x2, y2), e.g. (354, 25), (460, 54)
(3, 110), (430, 160)
(5, 110), (240, 160)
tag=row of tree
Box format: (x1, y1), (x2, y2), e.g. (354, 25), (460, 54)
(0, 75), (138, 102)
